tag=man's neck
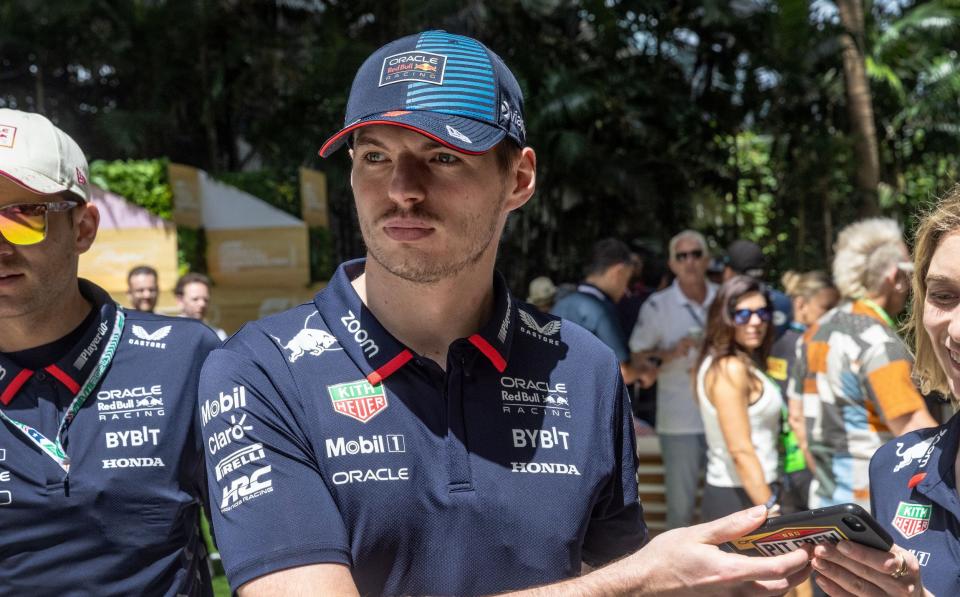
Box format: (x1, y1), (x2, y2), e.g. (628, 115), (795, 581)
(0, 285), (93, 353)
(353, 257), (497, 370)
(677, 277), (708, 304)
(583, 275), (616, 302)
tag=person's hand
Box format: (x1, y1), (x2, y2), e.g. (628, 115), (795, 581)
(614, 505), (812, 596)
(670, 337), (698, 361)
(811, 541), (931, 597)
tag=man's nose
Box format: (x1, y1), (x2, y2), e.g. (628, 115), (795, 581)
(387, 154), (427, 206)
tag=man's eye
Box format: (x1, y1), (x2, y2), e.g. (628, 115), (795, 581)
(436, 153), (460, 164)
(363, 152), (385, 163)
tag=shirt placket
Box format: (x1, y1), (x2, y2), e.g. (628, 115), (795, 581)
(445, 343), (474, 493)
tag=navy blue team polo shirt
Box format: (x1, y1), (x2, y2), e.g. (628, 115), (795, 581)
(200, 259), (647, 595)
(0, 280), (220, 596)
(869, 410), (960, 596)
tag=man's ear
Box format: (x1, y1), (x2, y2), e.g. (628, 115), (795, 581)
(503, 147), (537, 212)
(74, 201), (99, 254)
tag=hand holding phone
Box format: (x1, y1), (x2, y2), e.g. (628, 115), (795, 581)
(721, 504), (893, 557)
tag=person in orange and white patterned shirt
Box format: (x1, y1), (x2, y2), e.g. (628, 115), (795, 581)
(793, 218), (937, 510)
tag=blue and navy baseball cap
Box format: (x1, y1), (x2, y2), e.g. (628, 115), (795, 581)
(319, 30), (526, 157)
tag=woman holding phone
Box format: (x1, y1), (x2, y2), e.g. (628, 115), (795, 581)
(813, 187), (960, 596)
(696, 275), (783, 520)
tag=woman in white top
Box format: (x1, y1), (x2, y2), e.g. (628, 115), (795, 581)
(695, 275), (783, 521)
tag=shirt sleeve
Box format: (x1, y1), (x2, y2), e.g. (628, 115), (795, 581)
(193, 331), (222, 523)
(787, 336), (807, 402)
(628, 299), (661, 353)
(594, 311), (631, 363)
(581, 367), (647, 565)
(860, 333), (926, 423)
(199, 328), (351, 592)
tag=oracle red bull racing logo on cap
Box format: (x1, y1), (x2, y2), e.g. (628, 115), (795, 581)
(327, 379), (388, 423)
(380, 51), (446, 86)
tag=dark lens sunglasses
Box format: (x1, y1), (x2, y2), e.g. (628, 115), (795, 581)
(732, 307), (772, 326)
(675, 249), (704, 261)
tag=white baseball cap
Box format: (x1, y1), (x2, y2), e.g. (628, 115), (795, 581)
(0, 108), (90, 202)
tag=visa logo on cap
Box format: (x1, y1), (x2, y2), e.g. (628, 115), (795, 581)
(379, 51), (446, 87)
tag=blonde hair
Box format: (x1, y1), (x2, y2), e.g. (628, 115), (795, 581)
(781, 270), (834, 300)
(905, 185), (960, 399)
(832, 218), (905, 300)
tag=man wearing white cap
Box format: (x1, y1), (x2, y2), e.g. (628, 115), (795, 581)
(0, 109), (219, 595)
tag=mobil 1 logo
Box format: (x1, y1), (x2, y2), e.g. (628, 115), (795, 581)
(325, 434), (406, 458)
(201, 386), (247, 427)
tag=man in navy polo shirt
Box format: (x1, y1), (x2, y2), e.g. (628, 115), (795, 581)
(0, 109), (219, 595)
(200, 31), (812, 596)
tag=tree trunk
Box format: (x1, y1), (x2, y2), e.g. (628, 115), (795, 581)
(836, 0), (880, 217)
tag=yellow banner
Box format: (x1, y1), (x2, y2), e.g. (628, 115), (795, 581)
(206, 227), (310, 288)
(299, 167), (329, 228)
(168, 163), (204, 228)
(79, 227), (179, 295)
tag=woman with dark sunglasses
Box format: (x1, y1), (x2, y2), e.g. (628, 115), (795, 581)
(695, 275), (783, 521)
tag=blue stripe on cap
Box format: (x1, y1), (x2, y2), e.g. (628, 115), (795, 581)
(409, 107), (492, 120)
(406, 86), (496, 98)
(406, 31), (497, 121)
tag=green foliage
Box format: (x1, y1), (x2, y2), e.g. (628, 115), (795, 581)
(89, 159), (173, 219)
(4, 1), (958, 292)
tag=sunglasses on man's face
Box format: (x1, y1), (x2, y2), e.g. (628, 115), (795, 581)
(732, 307), (772, 326)
(675, 249), (704, 261)
(0, 200), (79, 246)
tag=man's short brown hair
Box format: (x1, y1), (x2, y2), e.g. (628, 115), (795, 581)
(174, 272), (212, 297)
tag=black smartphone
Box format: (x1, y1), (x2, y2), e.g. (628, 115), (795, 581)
(721, 503), (894, 557)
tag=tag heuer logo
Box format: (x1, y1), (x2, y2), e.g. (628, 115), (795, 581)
(327, 379), (388, 423)
(129, 324), (171, 349)
(892, 501), (931, 539)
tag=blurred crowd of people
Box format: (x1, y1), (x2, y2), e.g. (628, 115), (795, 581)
(531, 221), (948, 531)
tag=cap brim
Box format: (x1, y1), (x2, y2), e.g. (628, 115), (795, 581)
(319, 111), (507, 158)
(0, 167), (70, 194)
(0, 168), (88, 203)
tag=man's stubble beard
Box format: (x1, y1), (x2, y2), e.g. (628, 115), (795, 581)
(359, 191), (508, 285)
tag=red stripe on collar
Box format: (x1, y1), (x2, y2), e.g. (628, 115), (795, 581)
(45, 365), (80, 394)
(1, 369), (34, 406)
(367, 349), (414, 386)
(468, 335), (507, 372)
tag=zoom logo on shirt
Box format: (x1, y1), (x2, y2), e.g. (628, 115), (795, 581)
(340, 310), (380, 358)
(220, 465), (274, 512)
(325, 434), (405, 458)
